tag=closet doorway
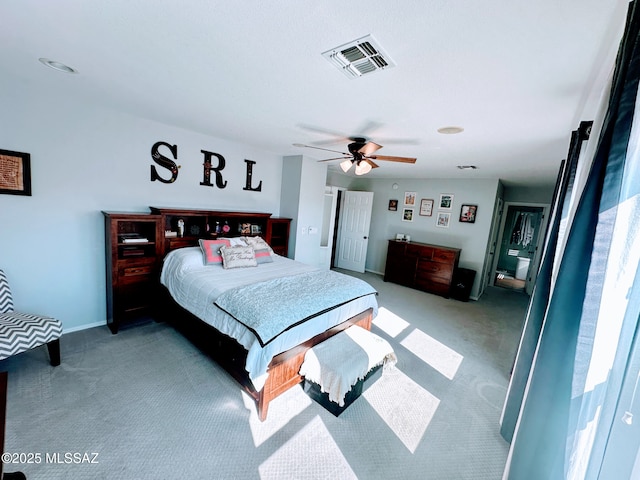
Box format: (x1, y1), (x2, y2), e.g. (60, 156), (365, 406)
(491, 203), (549, 295)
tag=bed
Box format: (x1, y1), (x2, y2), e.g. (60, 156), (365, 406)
(159, 242), (378, 420)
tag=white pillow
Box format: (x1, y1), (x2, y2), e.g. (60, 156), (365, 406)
(219, 245), (258, 269)
(228, 237), (248, 247)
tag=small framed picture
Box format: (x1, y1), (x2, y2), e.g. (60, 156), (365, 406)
(388, 199), (398, 211)
(436, 212), (450, 228)
(251, 224), (262, 234)
(419, 198), (434, 216)
(240, 223), (251, 234)
(0, 149), (31, 196)
(439, 194), (454, 210)
(459, 204), (477, 223)
(404, 191), (416, 206)
(402, 208), (414, 222)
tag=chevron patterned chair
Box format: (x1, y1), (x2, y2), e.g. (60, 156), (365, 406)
(0, 269), (62, 366)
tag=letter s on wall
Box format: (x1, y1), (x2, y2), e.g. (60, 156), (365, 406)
(150, 141), (180, 183)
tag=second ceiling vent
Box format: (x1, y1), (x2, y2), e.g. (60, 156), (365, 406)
(322, 34), (395, 79)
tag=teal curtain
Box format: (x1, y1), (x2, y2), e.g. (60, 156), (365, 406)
(503, 2), (640, 478)
(500, 122), (590, 443)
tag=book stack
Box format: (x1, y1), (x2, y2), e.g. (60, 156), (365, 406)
(119, 233), (149, 244)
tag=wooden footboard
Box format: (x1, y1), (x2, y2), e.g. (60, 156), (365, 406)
(160, 287), (372, 421)
(256, 308), (373, 421)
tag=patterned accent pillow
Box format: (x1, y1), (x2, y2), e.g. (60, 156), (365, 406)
(243, 236), (275, 255)
(220, 245), (258, 269)
(199, 239), (231, 265)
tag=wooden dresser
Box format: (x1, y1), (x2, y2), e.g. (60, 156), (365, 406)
(384, 240), (460, 297)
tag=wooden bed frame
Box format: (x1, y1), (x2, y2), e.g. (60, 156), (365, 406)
(151, 206), (375, 420)
(161, 287), (373, 421)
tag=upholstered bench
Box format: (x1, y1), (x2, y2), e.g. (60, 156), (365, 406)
(299, 325), (396, 416)
(0, 270), (62, 366)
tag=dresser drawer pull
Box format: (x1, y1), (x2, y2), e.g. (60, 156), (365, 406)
(123, 266), (152, 276)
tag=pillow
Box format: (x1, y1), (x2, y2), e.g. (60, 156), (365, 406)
(253, 247), (274, 264)
(228, 237), (248, 247)
(220, 245), (258, 269)
(243, 236), (275, 255)
(199, 239), (231, 265)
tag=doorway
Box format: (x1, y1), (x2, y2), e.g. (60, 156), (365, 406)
(491, 203), (549, 294)
(334, 190), (374, 273)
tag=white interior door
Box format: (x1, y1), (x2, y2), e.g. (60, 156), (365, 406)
(336, 191), (374, 273)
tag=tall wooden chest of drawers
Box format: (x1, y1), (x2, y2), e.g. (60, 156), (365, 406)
(384, 240), (461, 297)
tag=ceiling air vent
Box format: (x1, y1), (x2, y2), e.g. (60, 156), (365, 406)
(322, 35), (395, 79)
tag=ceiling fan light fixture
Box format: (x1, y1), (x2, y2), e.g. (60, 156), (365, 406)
(355, 161), (372, 175)
(340, 159), (353, 173)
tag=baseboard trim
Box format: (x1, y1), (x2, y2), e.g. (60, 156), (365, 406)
(63, 321), (105, 334)
(365, 268), (384, 276)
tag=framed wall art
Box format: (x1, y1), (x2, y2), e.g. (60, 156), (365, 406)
(419, 198), (434, 216)
(459, 204), (477, 223)
(388, 199), (398, 211)
(0, 149), (31, 196)
(439, 193), (453, 210)
(404, 191), (416, 206)
(436, 212), (450, 228)
(402, 208), (414, 222)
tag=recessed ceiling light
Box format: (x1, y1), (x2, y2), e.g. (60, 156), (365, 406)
(457, 165), (477, 170)
(438, 126), (464, 134)
(38, 58), (78, 74)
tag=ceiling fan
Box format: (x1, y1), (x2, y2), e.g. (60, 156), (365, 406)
(293, 137), (416, 175)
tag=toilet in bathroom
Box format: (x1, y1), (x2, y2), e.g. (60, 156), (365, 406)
(515, 257), (531, 280)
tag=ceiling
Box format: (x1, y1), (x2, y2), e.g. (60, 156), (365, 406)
(0, 1), (629, 187)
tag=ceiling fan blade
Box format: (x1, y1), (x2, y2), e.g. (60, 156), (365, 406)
(368, 154), (417, 164)
(317, 156), (350, 162)
(355, 120), (383, 136)
(363, 158), (379, 168)
(358, 142), (383, 155)
(296, 124), (351, 141)
(293, 143), (349, 155)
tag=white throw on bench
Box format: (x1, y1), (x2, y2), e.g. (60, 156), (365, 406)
(300, 325), (396, 413)
(0, 269), (62, 366)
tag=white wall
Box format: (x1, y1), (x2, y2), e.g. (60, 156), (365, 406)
(336, 177), (501, 299)
(0, 83), (283, 332)
(280, 155), (327, 268)
(504, 184), (555, 204)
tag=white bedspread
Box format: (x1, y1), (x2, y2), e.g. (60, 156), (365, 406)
(160, 247), (379, 391)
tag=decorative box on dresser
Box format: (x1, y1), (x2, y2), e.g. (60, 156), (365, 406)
(103, 212), (163, 333)
(384, 240), (461, 297)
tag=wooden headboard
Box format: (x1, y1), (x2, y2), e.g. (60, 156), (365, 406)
(148, 207), (291, 257)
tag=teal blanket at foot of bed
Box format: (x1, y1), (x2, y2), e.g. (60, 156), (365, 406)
(213, 270), (377, 346)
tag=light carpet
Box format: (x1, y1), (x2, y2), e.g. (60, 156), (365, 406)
(1, 271), (528, 480)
